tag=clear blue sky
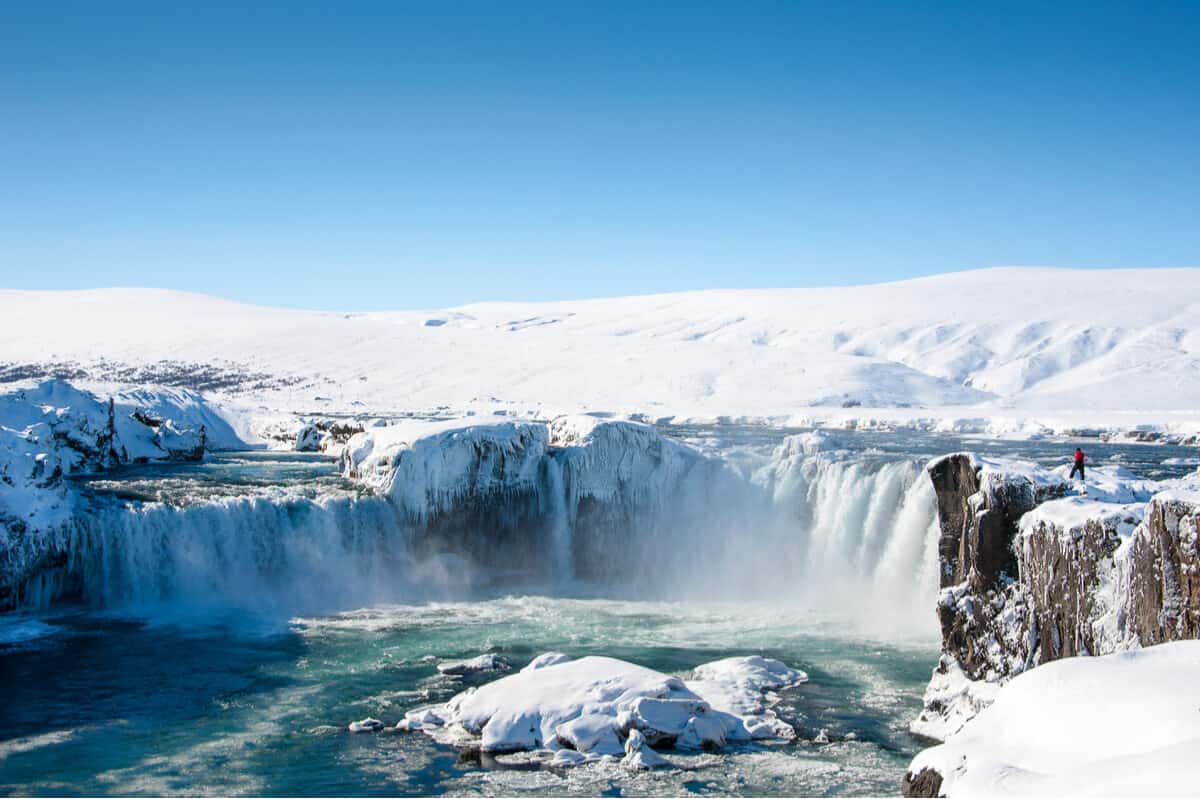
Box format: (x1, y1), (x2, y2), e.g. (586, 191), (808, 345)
(2, 1), (1197, 309)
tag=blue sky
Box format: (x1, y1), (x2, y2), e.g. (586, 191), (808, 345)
(2, 1), (1197, 309)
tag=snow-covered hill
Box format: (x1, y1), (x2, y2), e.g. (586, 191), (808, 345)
(2, 267), (1199, 426)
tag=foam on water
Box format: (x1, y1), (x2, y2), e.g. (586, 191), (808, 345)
(0, 616), (61, 645)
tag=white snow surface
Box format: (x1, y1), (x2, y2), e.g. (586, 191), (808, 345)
(0, 380), (242, 526)
(908, 641), (1200, 796)
(4, 268), (1200, 430)
(397, 654), (806, 763)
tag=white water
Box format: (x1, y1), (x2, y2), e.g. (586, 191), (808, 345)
(27, 447), (942, 640)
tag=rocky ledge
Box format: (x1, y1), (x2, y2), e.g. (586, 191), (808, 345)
(904, 452), (1200, 795)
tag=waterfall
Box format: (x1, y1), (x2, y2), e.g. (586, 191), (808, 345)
(759, 455), (941, 634)
(541, 457), (574, 584)
(61, 494), (410, 615)
(11, 438), (943, 638)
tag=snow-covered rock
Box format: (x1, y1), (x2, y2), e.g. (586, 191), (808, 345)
(521, 652), (572, 672)
(397, 653), (804, 764)
(437, 653), (506, 675)
(621, 728), (669, 770)
(338, 415), (737, 584)
(348, 718), (385, 733)
(684, 655), (808, 740)
(904, 641), (1200, 797)
(294, 422), (324, 452)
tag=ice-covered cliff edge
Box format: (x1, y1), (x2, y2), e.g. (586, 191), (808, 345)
(906, 453), (1200, 795)
(0, 380), (243, 609)
(339, 414), (742, 584)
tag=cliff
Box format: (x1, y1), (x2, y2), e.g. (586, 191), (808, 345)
(905, 453), (1200, 795)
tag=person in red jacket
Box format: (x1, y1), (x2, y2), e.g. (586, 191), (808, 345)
(1069, 447), (1086, 480)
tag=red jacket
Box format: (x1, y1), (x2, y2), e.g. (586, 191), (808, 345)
(1074, 450), (1085, 464)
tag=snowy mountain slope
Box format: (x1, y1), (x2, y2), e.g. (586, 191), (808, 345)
(2, 268), (1199, 421)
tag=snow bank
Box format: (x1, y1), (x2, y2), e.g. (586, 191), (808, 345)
(906, 641), (1200, 796)
(396, 653), (806, 765)
(1019, 496), (1144, 542)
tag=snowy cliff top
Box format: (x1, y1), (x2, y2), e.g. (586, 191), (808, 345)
(0, 380), (243, 528)
(1019, 497), (1145, 539)
(5, 268), (1200, 424)
(1016, 461), (1200, 538)
(339, 414), (709, 521)
(908, 641), (1200, 796)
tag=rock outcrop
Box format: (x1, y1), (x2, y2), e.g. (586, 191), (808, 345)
(1126, 493), (1200, 645)
(905, 453), (1200, 796)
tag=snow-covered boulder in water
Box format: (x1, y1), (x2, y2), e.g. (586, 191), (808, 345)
(437, 653), (506, 675)
(397, 653), (806, 765)
(294, 422), (324, 452)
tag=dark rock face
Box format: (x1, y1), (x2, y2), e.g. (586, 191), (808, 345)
(928, 454), (978, 588)
(1020, 512), (1132, 660)
(1128, 496), (1200, 645)
(925, 454), (1067, 685)
(901, 767), (944, 798)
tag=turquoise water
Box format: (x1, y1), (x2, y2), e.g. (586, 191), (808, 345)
(0, 598), (933, 796)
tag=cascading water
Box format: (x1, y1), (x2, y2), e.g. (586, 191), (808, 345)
(758, 455), (941, 635)
(67, 494), (409, 614)
(19, 439), (942, 640)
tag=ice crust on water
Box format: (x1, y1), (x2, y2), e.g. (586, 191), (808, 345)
(909, 641), (1200, 796)
(395, 653), (807, 766)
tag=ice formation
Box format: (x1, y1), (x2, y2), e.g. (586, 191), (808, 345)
(1, 380), (242, 609)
